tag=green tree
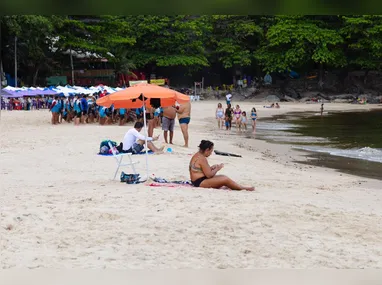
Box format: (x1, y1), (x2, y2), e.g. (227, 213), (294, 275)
(341, 15), (382, 72)
(255, 15), (346, 84)
(209, 15), (262, 69)
(123, 15), (211, 72)
(1, 15), (59, 85)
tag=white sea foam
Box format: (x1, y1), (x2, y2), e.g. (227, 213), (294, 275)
(263, 136), (331, 143)
(256, 122), (299, 131)
(293, 146), (382, 163)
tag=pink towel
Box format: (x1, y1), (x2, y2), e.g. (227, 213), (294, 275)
(148, 183), (192, 188)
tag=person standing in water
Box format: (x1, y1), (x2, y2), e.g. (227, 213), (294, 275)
(176, 101), (191, 148)
(320, 103), (324, 116)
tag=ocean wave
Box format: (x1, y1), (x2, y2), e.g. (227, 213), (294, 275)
(263, 136), (331, 143)
(293, 146), (382, 163)
(256, 122), (300, 131)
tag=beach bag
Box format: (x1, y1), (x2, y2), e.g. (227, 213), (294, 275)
(100, 146), (109, 154)
(99, 140), (117, 154)
(108, 147), (119, 155)
(120, 171), (141, 184)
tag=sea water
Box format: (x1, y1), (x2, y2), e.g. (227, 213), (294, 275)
(255, 109), (382, 180)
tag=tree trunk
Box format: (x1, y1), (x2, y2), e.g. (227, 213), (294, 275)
(32, 65), (40, 86)
(318, 63), (324, 90)
(338, 69), (349, 93)
(363, 70), (369, 85)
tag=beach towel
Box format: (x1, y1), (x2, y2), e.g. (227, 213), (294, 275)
(152, 177), (192, 185)
(148, 182), (193, 188)
(97, 150), (154, 156)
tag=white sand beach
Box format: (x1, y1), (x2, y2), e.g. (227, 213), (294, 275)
(1, 102), (382, 269)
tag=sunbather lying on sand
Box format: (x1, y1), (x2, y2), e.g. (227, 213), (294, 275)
(189, 140), (254, 191)
(263, 103), (275, 108)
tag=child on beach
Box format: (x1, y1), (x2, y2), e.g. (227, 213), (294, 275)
(240, 111), (247, 131)
(154, 107), (162, 128)
(250, 107), (257, 134)
(225, 104), (233, 130)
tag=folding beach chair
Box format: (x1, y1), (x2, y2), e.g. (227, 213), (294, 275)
(108, 142), (139, 180)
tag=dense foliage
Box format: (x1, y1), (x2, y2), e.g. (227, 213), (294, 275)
(1, 15), (382, 86)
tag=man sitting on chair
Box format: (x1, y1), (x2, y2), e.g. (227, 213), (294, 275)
(117, 122), (164, 154)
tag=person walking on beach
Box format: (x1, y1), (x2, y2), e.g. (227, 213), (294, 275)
(216, 103), (225, 129)
(189, 140), (254, 191)
(176, 101), (191, 148)
(320, 103), (324, 116)
(162, 106), (176, 144)
(251, 107), (257, 135)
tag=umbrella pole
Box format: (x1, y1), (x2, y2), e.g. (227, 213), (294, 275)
(142, 103), (149, 180)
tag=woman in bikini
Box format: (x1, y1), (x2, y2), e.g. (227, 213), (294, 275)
(189, 140), (255, 191)
(250, 107), (257, 135)
(215, 103), (225, 129)
(233, 105), (242, 129)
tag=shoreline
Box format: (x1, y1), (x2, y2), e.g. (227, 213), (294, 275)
(199, 101), (382, 184)
(1, 102), (382, 269)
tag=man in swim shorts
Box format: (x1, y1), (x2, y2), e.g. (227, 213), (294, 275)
(176, 101), (191, 148)
(162, 106), (176, 144)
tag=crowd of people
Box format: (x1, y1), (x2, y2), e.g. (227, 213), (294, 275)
(1, 96), (50, 110)
(216, 103), (257, 134)
(44, 93), (192, 148)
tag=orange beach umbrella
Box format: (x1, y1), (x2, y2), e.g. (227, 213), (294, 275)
(96, 83), (190, 181)
(96, 83), (190, 109)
